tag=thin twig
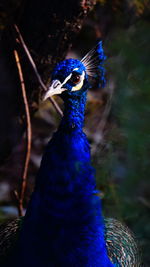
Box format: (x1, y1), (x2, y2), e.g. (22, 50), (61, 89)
(14, 24), (63, 117)
(14, 50), (32, 216)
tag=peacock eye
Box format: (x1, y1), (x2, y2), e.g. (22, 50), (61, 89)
(70, 73), (81, 84)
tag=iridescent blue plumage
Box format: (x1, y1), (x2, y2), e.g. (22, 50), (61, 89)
(96, 41), (107, 87)
(0, 42), (140, 267)
(52, 59), (86, 82)
(13, 43), (115, 267)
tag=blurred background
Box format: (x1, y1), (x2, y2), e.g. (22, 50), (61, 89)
(0, 0), (150, 265)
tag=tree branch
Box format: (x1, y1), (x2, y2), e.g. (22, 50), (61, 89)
(14, 24), (63, 117)
(14, 49), (32, 216)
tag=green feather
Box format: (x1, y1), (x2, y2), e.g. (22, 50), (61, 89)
(0, 217), (142, 266)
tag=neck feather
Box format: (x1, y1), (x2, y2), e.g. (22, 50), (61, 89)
(60, 91), (87, 130)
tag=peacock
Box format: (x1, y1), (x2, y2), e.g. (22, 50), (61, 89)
(0, 42), (141, 267)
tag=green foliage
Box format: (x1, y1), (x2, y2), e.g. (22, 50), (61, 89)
(94, 21), (150, 265)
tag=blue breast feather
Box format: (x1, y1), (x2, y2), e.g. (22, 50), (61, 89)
(16, 128), (114, 266)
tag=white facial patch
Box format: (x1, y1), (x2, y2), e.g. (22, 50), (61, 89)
(72, 71), (85, 92)
(61, 68), (79, 88)
(59, 68), (85, 92)
(61, 73), (72, 88)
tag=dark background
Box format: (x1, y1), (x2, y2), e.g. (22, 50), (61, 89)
(0, 0), (150, 265)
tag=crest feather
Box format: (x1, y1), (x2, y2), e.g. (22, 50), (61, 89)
(81, 41), (106, 87)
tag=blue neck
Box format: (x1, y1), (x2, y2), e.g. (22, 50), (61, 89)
(16, 89), (114, 267)
(60, 91), (87, 130)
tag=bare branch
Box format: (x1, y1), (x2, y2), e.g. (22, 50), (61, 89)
(14, 50), (32, 217)
(14, 24), (63, 117)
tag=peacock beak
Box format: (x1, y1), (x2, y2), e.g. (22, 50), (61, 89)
(43, 80), (66, 100)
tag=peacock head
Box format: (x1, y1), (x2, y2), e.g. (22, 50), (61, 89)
(43, 41), (106, 100)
